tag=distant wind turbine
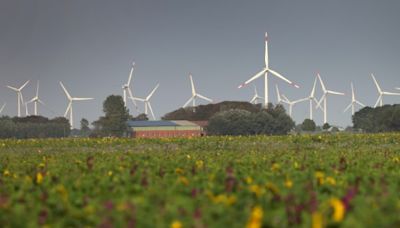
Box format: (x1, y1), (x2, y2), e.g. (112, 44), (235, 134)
(316, 73), (345, 124)
(183, 74), (213, 108)
(131, 84), (159, 120)
(343, 82), (365, 115)
(26, 81), (45, 116)
(371, 74), (400, 107)
(250, 86), (263, 104)
(0, 103), (6, 115)
(281, 94), (308, 118)
(60, 82), (94, 129)
(122, 62), (138, 111)
(6, 80), (29, 117)
(238, 32), (299, 107)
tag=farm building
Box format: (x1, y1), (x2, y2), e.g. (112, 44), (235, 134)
(127, 120), (207, 138)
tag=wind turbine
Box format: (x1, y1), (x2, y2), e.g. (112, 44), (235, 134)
(316, 73), (345, 124)
(238, 32), (299, 107)
(6, 80), (29, 117)
(60, 82), (94, 129)
(131, 84), (159, 120)
(343, 82), (365, 115)
(371, 74), (400, 107)
(0, 103), (6, 115)
(275, 85), (285, 104)
(122, 62), (138, 110)
(26, 81), (45, 116)
(183, 74), (213, 108)
(250, 85), (264, 104)
(396, 87), (400, 90)
(302, 76), (321, 120)
(280, 94), (308, 118)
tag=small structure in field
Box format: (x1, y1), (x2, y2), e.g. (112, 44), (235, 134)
(127, 120), (207, 138)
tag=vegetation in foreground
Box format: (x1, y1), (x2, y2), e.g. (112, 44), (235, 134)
(0, 134), (399, 227)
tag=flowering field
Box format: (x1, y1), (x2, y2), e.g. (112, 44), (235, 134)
(0, 134), (399, 227)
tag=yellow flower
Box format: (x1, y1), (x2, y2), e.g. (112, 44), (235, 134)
(285, 179), (293, 188)
(56, 184), (69, 203)
(195, 160), (204, 169)
(245, 176), (253, 184)
(271, 163), (280, 172)
(246, 206), (263, 228)
(3, 169), (10, 176)
(171, 220), (182, 228)
(178, 176), (189, 186)
(249, 185), (264, 197)
(315, 171), (325, 185)
(108, 171), (113, 176)
(175, 168), (184, 175)
(330, 198), (345, 222)
(266, 182), (280, 195)
(312, 212), (323, 228)
(36, 172), (44, 184)
(326, 177), (336, 186)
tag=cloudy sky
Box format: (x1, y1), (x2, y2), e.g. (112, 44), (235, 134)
(1, 0), (400, 128)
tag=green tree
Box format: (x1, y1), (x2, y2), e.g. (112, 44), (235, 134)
(207, 109), (253, 135)
(301, 119), (316, 131)
(322, 123), (331, 130)
(80, 118), (90, 136)
(96, 95), (130, 137)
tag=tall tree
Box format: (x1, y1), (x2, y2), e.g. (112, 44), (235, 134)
(97, 95), (130, 137)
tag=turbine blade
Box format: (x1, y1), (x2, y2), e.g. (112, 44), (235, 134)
(317, 73), (326, 92)
(147, 84), (159, 100)
(72, 98), (94, 101)
(197, 94), (213, 103)
(59, 82), (72, 100)
(343, 103), (352, 113)
(250, 95), (257, 104)
(293, 97), (309, 104)
(127, 62), (135, 86)
(19, 80), (30, 90)
(38, 99), (46, 106)
(374, 96), (381, 108)
(36, 80), (40, 97)
(316, 94), (326, 110)
(382, 92), (400, 96)
(0, 103), (6, 113)
(147, 103), (155, 120)
(275, 84), (282, 102)
(281, 94), (291, 103)
(127, 88), (139, 109)
(327, 90), (345, 96)
(355, 100), (365, 107)
(64, 102), (72, 117)
(268, 69), (299, 88)
(238, 69), (267, 88)
(310, 76), (317, 97)
(371, 74), (382, 93)
(264, 32), (269, 68)
(183, 97), (194, 108)
(189, 74), (196, 95)
(6, 86), (19, 92)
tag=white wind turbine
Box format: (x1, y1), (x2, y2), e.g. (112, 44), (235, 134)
(250, 85), (264, 104)
(316, 73), (345, 124)
(6, 80), (30, 117)
(343, 82), (365, 115)
(122, 62), (138, 110)
(0, 103), (6, 115)
(238, 32), (299, 107)
(26, 81), (45, 116)
(280, 94), (308, 118)
(371, 74), (400, 107)
(60, 82), (94, 129)
(303, 76), (321, 120)
(396, 87), (400, 90)
(275, 85), (285, 104)
(131, 84), (159, 120)
(183, 74), (213, 108)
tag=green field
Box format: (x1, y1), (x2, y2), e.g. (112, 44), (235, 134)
(1, 134), (399, 227)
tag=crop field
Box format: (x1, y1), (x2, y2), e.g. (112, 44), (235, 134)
(0, 134), (399, 228)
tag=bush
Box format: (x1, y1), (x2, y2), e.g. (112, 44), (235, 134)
(301, 119), (316, 131)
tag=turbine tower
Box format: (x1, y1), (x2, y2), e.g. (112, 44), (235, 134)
(60, 82), (94, 129)
(371, 74), (400, 107)
(122, 62), (138, 110)
(131, 84), (159, 120)
(0, 103), (6, 115)
(6, 80), (29, 117)
(238, 32), (299, 107)
(316, 73), (345, 124)
(250, 85), (263, 104)
(26, 81), (45, 116)
(183, 74), (213, 108)
(343, 82), (365, 115)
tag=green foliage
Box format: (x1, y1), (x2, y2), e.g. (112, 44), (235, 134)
(92, 95), (130, 137)
(207, 104), (294, 135)
(353, 105), (400, 132)
(0, 116), (70, 138)
(131, 113), (149, 121)
(301, 119), (316, 131)
(322, 123), (331, 130)
(162, 101), (262, 121)
(0, 134), (399, 227)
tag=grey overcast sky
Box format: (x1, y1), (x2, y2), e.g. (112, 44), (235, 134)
(1, 0), (400, 128)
